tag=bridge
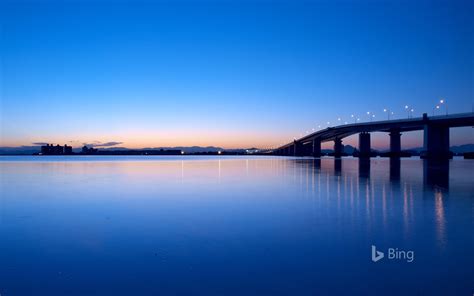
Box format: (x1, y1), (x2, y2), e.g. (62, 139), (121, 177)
(273, 112), (474, 159)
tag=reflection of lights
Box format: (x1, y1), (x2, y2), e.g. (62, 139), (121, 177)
(435, 190), (446, 247)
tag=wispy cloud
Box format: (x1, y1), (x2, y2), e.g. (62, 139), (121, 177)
(32, 142), (49, 146)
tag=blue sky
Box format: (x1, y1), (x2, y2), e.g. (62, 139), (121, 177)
(1, 0), (473, 149)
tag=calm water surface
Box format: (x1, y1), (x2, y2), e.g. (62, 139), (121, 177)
(0, 156), (473, 295)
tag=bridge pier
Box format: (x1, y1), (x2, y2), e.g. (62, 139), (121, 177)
(389, 129), (401, 157)
(312, 139), (321, 157)
(334, 138), (343, 158)
(422, 125), (451, 159)
(294, 141), (303, 156)
(302, 142), (312, 156)
(358, 132), (371, 158)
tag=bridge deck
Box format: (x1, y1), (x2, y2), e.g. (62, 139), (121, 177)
(277, 112), (474, 149)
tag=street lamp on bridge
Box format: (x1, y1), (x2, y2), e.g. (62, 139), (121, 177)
(405, 105), (415, 118)
(440, 98), (448, 115)
(383, 108), (393, 120)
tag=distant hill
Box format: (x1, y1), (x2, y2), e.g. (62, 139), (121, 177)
(402, 144), (474, 154)
(321, 145), (356, 154)
(142, 146), (225, 153)
(0, 146), (41, 155)
(449, 144), (474, 153)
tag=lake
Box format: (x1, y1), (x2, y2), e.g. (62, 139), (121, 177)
(0, 156), (473, 295)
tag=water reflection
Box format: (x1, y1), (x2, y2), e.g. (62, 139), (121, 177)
(358, 158), (370, 179)
(434, 190), (446, 248)
(285, 157), (467, 250)
(423, 159), (449, 190)
(0, 156), (472, 295)
(334, 158), (342, 175)
(389, 157), (401, 182)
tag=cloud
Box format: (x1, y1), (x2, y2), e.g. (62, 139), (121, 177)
(82, 141), (123, 147)
(32, 142), (49, 146)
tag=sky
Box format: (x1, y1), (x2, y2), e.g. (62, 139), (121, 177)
(1, 0), (473, 149)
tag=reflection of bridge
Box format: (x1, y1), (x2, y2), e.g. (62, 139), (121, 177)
(273, 112), (474, 159)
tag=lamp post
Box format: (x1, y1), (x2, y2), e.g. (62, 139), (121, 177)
(432, 105), (440, 116)
(405, 105), (409, 118)
(383, 108), (392, 120)
(367, 111), (371, 122)
(351, 114), (356, 123)
(439, 99), (448, 115)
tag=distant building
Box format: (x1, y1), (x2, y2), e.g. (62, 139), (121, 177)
(40, 144), (73, 155)
(64, 145), (73, 154)
(81, 146), (97, 154)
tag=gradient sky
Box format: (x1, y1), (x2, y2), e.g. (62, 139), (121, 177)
(1, 0), (473, 149)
